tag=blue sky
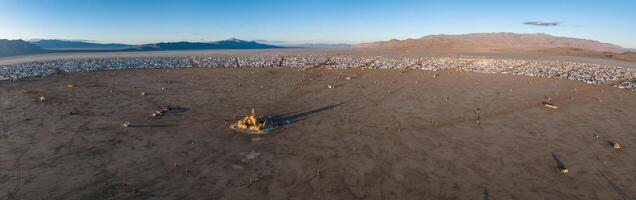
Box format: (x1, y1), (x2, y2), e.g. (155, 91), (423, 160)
(1, 0), (634, 48)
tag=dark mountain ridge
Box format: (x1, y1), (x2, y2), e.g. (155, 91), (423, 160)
(30, 39), (132, 50)
(0, 39), (46, 57)
(128, 38), (282, 50)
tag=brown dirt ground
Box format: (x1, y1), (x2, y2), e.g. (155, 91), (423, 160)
(1, 67), (635, 200)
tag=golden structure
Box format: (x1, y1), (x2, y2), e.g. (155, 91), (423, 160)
(231, 109), (272, 134)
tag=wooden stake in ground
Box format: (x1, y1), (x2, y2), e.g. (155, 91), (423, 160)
(474, 108), (481, 125)
(609, 140), (621, 150)
(595, 130), (622, 150)
(551, 152), (568, 174)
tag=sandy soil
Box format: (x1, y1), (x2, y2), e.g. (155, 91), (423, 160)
(1, 67), (635, 199)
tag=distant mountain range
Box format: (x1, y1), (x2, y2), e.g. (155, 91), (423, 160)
(127, 38), (281, 50)
(1, 34), (635, 62)
(356, 33), (628, 53)
(0, 39), (45, 57)
(0, 38), (283, 57)
(254, 40), (353, 48)
(30, 39), (132, 50)
(283, 43), (352, 48)
(27, 38), (280, 51)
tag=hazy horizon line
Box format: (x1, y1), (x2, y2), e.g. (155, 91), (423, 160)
(3, 31), (635, 49)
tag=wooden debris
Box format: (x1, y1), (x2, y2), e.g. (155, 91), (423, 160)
(543, 96), (555, 108)
(530, 131), (541, 137)
(551, 152), (568, 174)
(542, 101), (558, 109)
(150, 105), (175, 118)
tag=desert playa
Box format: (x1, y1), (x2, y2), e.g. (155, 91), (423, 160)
(1, 54), (635, 199)
(2, 1), (636, 199)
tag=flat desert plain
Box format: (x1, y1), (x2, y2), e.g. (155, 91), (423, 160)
(1, 66), (635, 199)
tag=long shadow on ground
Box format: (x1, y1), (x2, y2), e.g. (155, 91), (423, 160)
(267, 102), (344, 128)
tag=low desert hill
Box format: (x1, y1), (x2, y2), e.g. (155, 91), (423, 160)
(356, 33), (627, 53)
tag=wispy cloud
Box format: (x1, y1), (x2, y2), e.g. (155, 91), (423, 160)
(523, 21), (562, 26)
